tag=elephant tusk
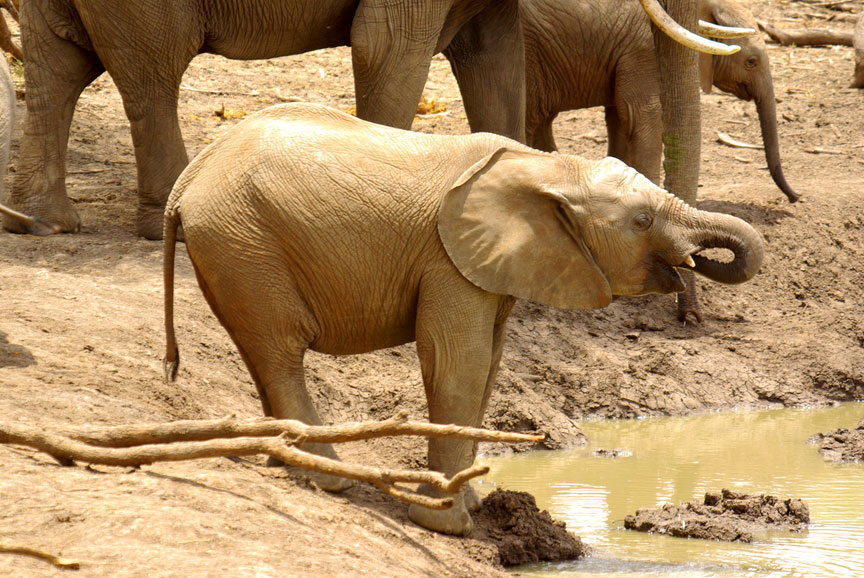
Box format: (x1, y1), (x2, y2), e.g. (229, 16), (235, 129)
(698, 20), (756, 39)
(684, 255), (696, 268)
(637, 0), (742, 56)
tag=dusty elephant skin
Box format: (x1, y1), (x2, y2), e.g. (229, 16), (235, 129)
(163, 102), (763, 536)
(624, 489), (810, 542)
(521, 0), (800, 203)
(5, 0), (526, 240)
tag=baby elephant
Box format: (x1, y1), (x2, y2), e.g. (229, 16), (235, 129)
(522, 0), (800, 202)
(163, 103), (763, 536)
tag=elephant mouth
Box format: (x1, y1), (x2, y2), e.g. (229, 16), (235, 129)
(653, 256), (688, 293)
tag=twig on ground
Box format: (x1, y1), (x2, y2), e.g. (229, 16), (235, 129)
(0, 543), (80, 570)
(180, 84), (260, 97)
(803, 147), (846, 154)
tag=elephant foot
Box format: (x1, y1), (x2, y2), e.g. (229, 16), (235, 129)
(1, 201), (80, 235)
(136, 203), (167, 240)
(676, 271), (702, 324)
(408, 485), (474, 536)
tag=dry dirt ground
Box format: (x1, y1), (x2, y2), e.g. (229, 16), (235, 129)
(1, 1), (863, 575)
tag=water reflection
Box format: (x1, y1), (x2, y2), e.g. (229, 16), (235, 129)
(478, 404), (864, 578)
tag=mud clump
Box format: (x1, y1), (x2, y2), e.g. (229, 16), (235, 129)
(472, 489), (588, 566)
(811, 417), (864, 462)
(624, 489), (809, 543)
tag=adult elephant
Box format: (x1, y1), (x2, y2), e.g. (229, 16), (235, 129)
(0, 42), (57, 234)
(163, 102), (765, 535)
(5, 0), (527, 240)
(523, 0), (800, 204)
(5, 0), (737, 240)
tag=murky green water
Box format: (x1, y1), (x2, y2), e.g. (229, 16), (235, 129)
(478, 404), (863, 578)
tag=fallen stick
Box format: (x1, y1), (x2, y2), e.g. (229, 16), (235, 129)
(803, 147), (845, 154)
(1, 414), (544, 510)
(0, 543), (80, 570)
(60, 410), (543, 448)
(758, 20), (854, 46)
(717, 132), (763, 150)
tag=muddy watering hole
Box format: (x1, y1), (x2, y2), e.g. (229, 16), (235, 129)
(478, 404), (864, 578)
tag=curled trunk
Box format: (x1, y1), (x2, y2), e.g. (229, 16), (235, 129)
(669, 199), (765, 285)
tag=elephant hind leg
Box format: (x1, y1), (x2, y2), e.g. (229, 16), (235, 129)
(530, 116), (558, 153)
(188, 249), (352, 492)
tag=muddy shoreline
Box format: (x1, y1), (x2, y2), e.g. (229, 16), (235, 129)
(1, 0), (863, 575)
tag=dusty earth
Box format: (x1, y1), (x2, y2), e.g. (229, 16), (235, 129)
(623, 489), (811, 543)
(0, 0), (863, 575)
(811, 416), (864, 461)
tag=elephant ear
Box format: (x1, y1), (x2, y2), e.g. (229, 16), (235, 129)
(437, 148), (612, 310)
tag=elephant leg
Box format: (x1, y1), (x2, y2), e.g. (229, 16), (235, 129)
(605, 106), (630, 164)
(530, 116), (558, 153)
(443, 0), (526, 141)
(188, 252), (352, 492)
(6, 5), (104, 233)
(105, 67), (191, 239)
(350, 0), (448, 130)
(409, 281), (507, 535)
(612, 60), (663, 185)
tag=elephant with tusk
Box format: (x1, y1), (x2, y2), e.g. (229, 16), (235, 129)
(5, 0), (736, 240)
(163, 103), (764, 536)
(522, 0), (801, 204)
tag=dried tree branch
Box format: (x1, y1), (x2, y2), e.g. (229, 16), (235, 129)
(60, 410), (544, 448)
(1, 415), (543, 509)
(758, 20), (854, 46)
(0, 543), (80, 570)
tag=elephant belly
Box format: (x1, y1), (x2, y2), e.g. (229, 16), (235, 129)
(306, 289), (420, 356)
(201, 0), (356, 59)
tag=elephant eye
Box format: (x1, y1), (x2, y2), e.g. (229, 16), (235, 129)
(632, 212), (653, 231)
(745, 56), (758, 69)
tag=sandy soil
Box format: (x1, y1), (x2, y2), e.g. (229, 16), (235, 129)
(1, 0), (862, 575)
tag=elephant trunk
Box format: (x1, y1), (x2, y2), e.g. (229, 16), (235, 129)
(666, 198), (764, 285)
(755, 82), (800, 203)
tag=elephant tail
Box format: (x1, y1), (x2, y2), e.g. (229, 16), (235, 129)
(163, 208), (180, 383)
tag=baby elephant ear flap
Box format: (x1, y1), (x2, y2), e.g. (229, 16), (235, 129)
(437, 148), (612, 310)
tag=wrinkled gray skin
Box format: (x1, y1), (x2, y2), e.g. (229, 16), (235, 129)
(853, 12), (864, 88)
(5, 0), (525, 239)
(522, 0), (800, 203)
(163, 103), (764, 536)
(0, 55), (58, 235)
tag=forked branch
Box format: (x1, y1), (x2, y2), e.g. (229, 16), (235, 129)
(0, 413), (544, 510)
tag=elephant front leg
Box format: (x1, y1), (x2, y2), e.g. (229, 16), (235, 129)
(6, 4), (104, 234)
(350, 0), (448, 130)
(410, 287), (510, 535)
(443, 0), (526, 142)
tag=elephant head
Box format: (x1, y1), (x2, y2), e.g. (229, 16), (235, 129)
(438, 150), (764, 309)
(698, 0), (800, 203)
